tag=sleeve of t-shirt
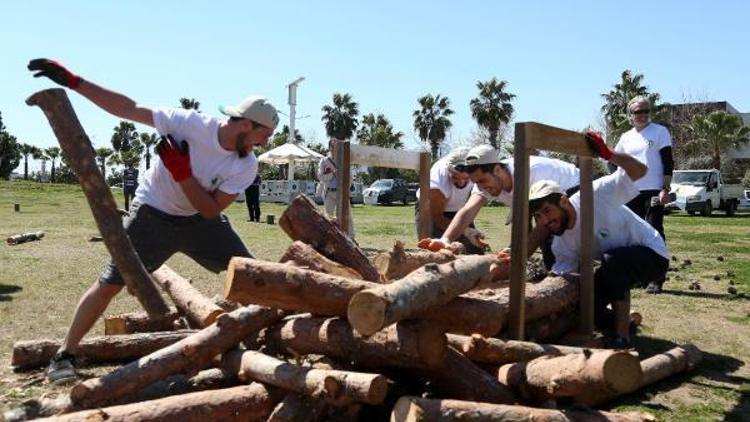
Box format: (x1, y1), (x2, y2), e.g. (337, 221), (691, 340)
(430, 165), (451, 198)
(657, 126), (673, 149)
(550, 239), (578, 274)
(219, 159), (258, 195)
(152, 108), (191, 138)
(593, 169), (640, 208)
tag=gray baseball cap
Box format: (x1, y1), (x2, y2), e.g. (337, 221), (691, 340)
(464, 145), (505, 167)
(219, 96), (280, 129)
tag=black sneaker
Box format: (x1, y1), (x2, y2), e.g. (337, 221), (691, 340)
(47, 351), (77, 384)
(646, 282), (663, 294)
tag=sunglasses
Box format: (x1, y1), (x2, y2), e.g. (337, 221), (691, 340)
(632, 109), (650, 115)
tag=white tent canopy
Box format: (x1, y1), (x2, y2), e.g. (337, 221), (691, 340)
(257, 143), (325, 180)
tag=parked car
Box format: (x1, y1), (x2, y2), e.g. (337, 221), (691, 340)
(363, 178), (415, 205)
(667, 169), (743, 216)
(739, 189), (750, 211)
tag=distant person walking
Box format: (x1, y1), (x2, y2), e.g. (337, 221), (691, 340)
(245, 174), (261, 222)
(317, 139), (354, 238)
(122, 163), (139, 210)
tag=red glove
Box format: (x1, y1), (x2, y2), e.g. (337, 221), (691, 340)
(585, 130), (613, 161)
(28, 58), (82, 89)
(157, 135), (192, 182)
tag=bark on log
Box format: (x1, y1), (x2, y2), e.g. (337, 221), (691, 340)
(69, 305), (285, 408)
(152, 265), (224, 327)
(497, 349), (643, 405)
(264, 316), (446, 369)
(33, 383), (283, 422)
(447, 333), (588, 365)
(282, 241), (363, 279)
(373, 241), (456, 281)
(222, 349), (388, 405)
(104, 308), (189, 335)
(6, 231), (44, 245)
(279, 194), (381, 282)
(12, 330), (196, 370)
(26, 89), (170, 317)
(348, 255), (496, 335)
(268, 393), (328, 422)
(521, 308), (579, 343)
(390, 396), (651, 422)
(420, 347), (516, 404)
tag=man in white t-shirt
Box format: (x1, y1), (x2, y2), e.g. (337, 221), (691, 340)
(613, 96), (673, 293)
(529, 132), (669, 348)
(29, 58), (279, 383)
(415, 147), (484, 253)
(418, 145), (580, 263)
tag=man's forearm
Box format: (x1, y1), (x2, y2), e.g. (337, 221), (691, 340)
(609, 151), (647, 182)
(75, 80), (154, 127)
(663, 175), (672, 190)
(441, 208), (473, 241)
(178, 178), (225, 219)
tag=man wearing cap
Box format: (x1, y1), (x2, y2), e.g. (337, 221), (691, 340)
(528, 132), (669, 347)
(416, 147), (484, 254)
(28, 58), (279, 383)
(317, 139), (354, 237)
(419, 144), (579, 263)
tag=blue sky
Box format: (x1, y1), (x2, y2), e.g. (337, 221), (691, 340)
(2, 1), (749, 172)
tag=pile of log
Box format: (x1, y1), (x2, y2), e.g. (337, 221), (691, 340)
(6, 194), (702, 422)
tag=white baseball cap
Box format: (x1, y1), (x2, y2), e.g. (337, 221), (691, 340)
(529, 180), (564, 201)
(219, 96), (279, 129)
(464, 145), (506, 167)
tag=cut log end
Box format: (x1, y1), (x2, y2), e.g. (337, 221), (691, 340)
(603, 352), (644, 394)
(347, 291), (388, 336)
(223, 257), (241, 299)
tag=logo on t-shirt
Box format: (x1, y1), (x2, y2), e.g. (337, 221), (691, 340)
(647, 139), (655, 148)
(210, 176), (223, 192)
(598, 229), (610, 239)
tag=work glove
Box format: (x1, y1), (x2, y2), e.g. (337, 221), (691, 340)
(417, 237), (451, 252)
(28, 58), (82, 89)
(463, 227), (489, 249)
(157, 135), (192, 182)
(584, 130), (613, 161)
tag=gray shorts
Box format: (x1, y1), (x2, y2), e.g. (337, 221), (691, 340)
(100, 202), (253, 285)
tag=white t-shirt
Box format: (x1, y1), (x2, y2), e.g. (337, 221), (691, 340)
(417, 156), (474, 212)
(317, 156), (337, 190)
(614, 123), (672, 191)
(550, 170), (670, 274)
(474, 156), (581, 206)
(134, 108), (257, 216)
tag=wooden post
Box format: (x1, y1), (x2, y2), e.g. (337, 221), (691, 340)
(578, 157), (595, 336)
(509, 123), (530, 340)
(418, 152), (432, 239)
(336, 140), (351, 235)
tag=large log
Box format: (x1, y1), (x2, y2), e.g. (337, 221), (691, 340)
(6, 231), (44, 245)
(447, 333), (587, 365)
(279, 194), (381, 282)
(497, 349), (643, 405)
(27, 89), (170, 318)
(264, 316), (446, 369)
(12, 330), (196, 370)
(33, 383), (283, 422)
(69, 305), (285, 408)
(348, 255), (495, 335)
(390, 396), (651, 422)
(281, 241), (363, 279)
(420, 347), (516, 404)
(372, 241), (456, 281)
(520, 308), (578, 343)
(268, 393), (328, 422)
(152, 265), (224, 327)
(104, 308), (189, 335)
(222, 349), (388, 405)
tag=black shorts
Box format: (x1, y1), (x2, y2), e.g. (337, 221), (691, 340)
(99, 203), (253, 285)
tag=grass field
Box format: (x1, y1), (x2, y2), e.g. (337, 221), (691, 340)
(1, 180), (749, 420)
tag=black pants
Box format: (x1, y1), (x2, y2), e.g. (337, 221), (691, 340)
(594, 246), (669, 329)
(245, 185), (261, 222)
(625, 190), (665, 240)
(123, 188), (136, 211)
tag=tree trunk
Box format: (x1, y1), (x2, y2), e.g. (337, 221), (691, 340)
(104, 308), (189, 335)
(6, 231), (45, 245)
(268, 393), (328, 422)
(264, 316), (446, 369)
(152, 265), (224, 327)
(372, 241), (455, 281)
(33, 383), (283, 422)
(279, 194), (381, 282)
(281, 241), (363, 279)
(390, 396), (650, 422)
(447, 333), (588, 366)
(420, 347), (516, 404)
(26, 89), (170, 317)
(70, 305), (285, 408)
(12, 330), (196, 370)
(222, 349), (388, 405)
(348, 255), (495, 335)
(497, 349), (643, 405)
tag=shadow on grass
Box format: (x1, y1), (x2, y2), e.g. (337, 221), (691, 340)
(0, 284), (22, 302)
(659, 289), (729, 300)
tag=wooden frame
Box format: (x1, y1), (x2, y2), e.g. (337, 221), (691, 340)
(335, 141), (432, 239)
(509, 122), (595, 340)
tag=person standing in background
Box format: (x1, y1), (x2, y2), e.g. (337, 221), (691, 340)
(245, 173), (261, 222)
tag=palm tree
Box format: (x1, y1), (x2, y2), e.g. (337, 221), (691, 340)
(684, 111), (750, 170)
(95, 147), (114, 178)
(139, 132), (159, 170)
(44, 146), (61, 182)
(179, 98), (201, 111)
(357, 113), (404, 149)
(600, 70), (668, 142)
(321, 93), (359, 141)
(19, 143), (41, 180)
(413, 94), (454, 160)
(470, 78), (515, 149)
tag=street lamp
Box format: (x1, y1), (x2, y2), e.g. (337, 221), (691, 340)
(287, 77), (305, 144)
